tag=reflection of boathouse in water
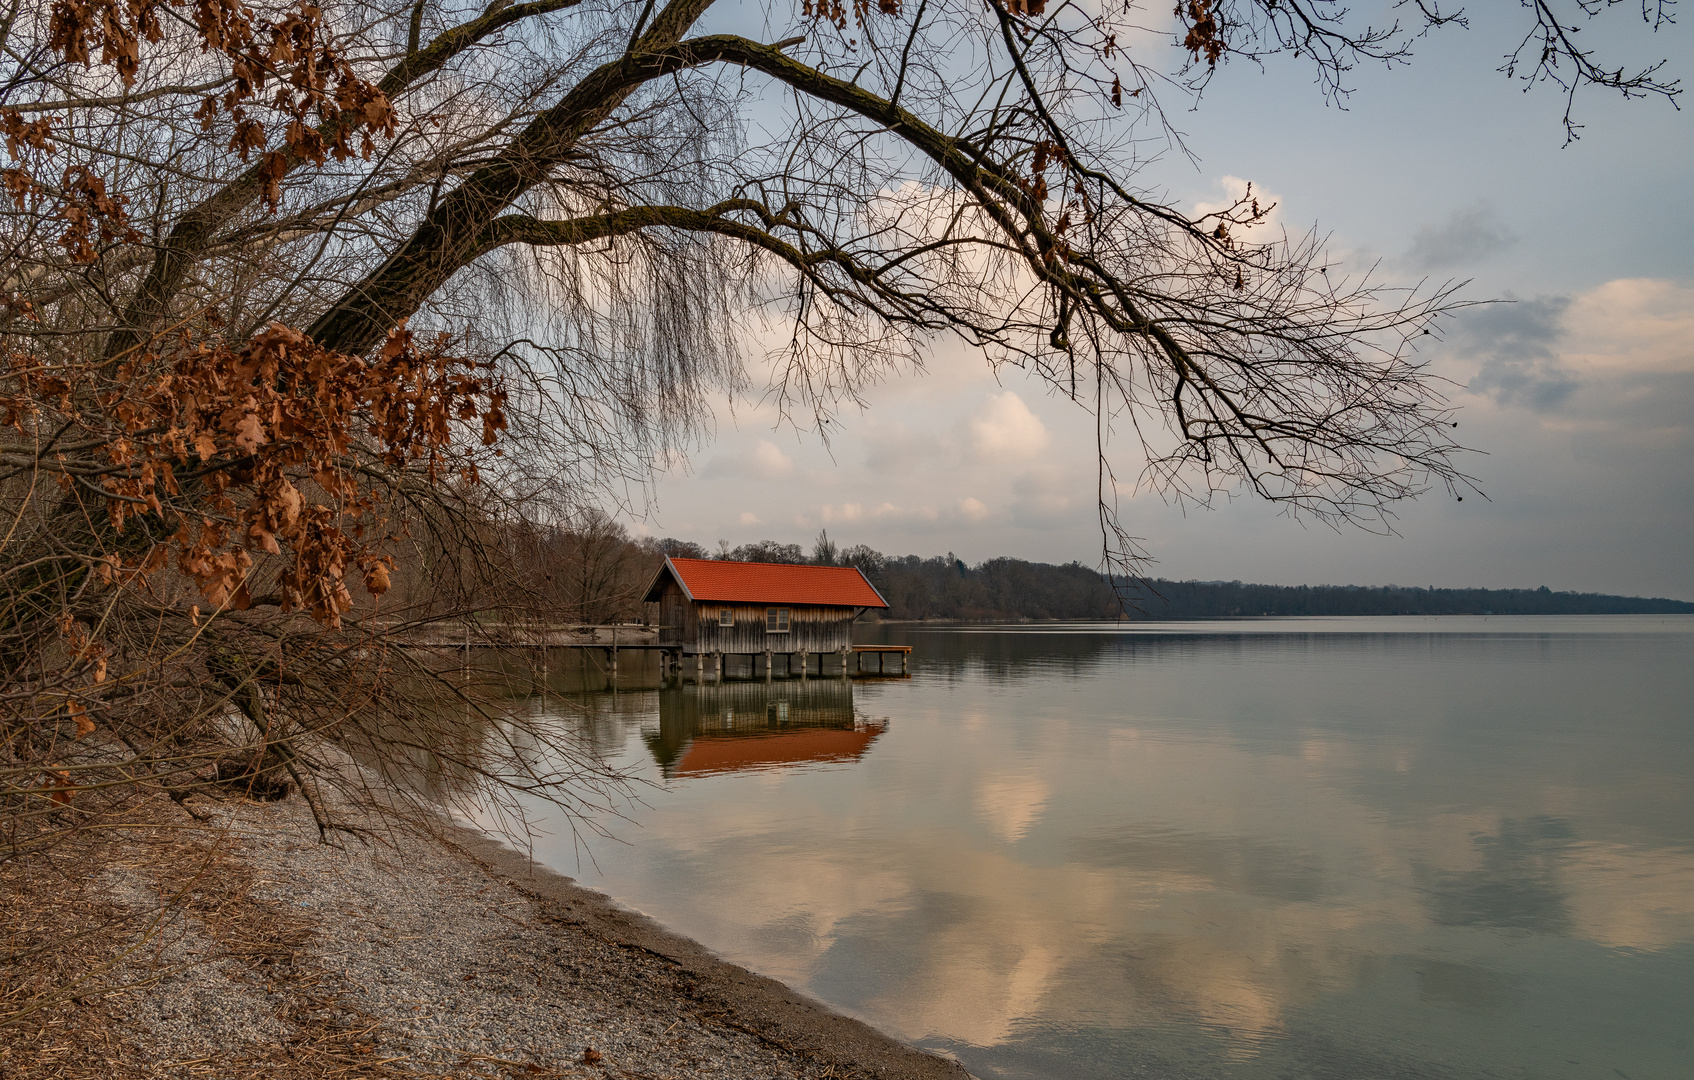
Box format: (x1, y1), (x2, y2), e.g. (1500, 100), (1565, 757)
(643, 557), (909, 679)
(646, 680), (886, 778)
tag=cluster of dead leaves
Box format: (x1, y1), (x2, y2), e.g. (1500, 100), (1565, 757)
(1022, 138), (1066, 205)
(186, 0), (400, 207)
(29, 0), (399, 254)
(1014, 139), (1096, 268)
(801, 0), (901, 34)
(1177, 0), (1225, 67)
(0, 114), (140, 269)
(3, 0), (398, 275)
(58, 166), (143, 262)
(3, 320), (508, 629)
(132, 321), (499, 624)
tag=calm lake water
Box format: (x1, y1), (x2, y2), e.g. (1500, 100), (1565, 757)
(496, 617), (1694, 1080)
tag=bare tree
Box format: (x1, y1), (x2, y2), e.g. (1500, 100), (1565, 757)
(505, 510), (656, 623)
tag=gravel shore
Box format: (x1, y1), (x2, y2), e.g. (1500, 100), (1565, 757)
(6, 793), (969, 1080)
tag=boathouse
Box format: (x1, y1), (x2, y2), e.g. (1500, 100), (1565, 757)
(642, 558), (890, 674)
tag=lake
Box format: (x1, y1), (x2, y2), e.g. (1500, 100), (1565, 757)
(496, 616), (1694, 1080)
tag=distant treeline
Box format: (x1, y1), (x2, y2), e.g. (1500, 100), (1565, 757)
(1118, 580), (1694, 619)
(585, 530), (1694, 622)
(645, 533), (1694, 620)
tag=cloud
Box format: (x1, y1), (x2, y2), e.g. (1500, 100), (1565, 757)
(863, 420), (947, 472)
(1009, 467), (1078, 525)
(1560, 279), (1694, 375)
(1456, 296), (1580, 411)
(751, 440), (797, 477)
(1404, 204), (1517, 272)
(738, 511), (760, 526)
(820, 501), (926, 526)
(820, 502), (865, 524)
(704, 438), (797, 479)
(1458, 279), (1694, 415)
(816, 498), (998, 533)
(968, 391), (1051, 461)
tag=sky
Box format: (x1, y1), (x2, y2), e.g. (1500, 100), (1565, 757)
(623, 5), (1694, 599)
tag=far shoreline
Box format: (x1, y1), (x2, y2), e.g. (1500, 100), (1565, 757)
(863, 611), (1694, 624)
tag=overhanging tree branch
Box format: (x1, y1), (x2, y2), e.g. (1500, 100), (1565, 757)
(102, 0), (595, 362)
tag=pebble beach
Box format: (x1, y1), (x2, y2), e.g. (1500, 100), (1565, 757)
(3, 792), (969, 1080)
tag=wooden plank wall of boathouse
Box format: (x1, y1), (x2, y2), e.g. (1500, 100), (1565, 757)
(654, 586), (858, 654)
(693, 602), (855, 654)
(655, 580), (695, 647)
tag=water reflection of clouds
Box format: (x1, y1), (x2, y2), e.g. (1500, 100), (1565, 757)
(974, 771), (1050, 843)
(519, 626), (1694, 1079)
(1423, 815), (1576, 934)
(1562, 843), (1694, 951)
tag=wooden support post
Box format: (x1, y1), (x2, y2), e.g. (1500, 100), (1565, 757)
(764, 650), (773, 683)
(901, 650), (908, 675)
(695, 652), (704, 683)
(799, 651), (807, 681)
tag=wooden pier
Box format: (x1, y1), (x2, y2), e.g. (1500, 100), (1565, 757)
(390, 623), (910, 684)
(848, 645), (912, 677)
(658, 644), (910, 683)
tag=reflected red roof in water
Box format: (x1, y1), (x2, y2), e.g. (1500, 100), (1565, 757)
(648, 558), (888, 608)
(674, 725), (886, 776)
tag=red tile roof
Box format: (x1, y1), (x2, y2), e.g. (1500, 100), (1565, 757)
(646, 558), (888, 608)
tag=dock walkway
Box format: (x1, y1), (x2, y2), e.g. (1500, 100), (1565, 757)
(391, 624), (911, 682)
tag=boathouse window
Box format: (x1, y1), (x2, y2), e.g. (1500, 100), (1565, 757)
(766, 607), (790, 633)
(718, 608), (734, 627)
